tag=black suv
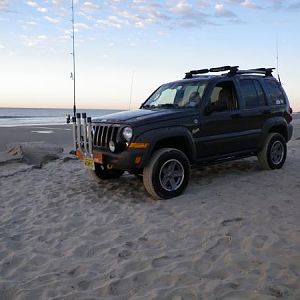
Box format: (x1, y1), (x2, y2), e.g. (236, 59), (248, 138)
(73, 66), (293, 199)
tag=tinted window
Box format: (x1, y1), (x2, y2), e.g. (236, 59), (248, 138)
(209, 81), (238, 112)
(254, 80), (267, 106)
(240, 79), (266, 108)
(265, 80), (285, 105)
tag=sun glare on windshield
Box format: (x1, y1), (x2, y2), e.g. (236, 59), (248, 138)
(142, 81), (207, 109)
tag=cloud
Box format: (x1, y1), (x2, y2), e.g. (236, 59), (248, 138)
(25, 21), (38, 25)
(75, 22), (89, 30)
(215, 3), (238, 18)
(169, 0), (193, 14)
(96, 15), (126, 28)
(26, 1), (38, 8)
(37, 7), (47, 13)
(26, 1), (47, 13)
(81, 1), (99, 12)
(0, 0), (8, 10)
(44, 16), (59, 24)
(287, 1), (300, 10)
(20, 34), (47, 47)
(241, 0), (260, 9)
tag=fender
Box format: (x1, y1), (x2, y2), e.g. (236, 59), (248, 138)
(259, 117), (288, 148)
(135, 126), (197, 163)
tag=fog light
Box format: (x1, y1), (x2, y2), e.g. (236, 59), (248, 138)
(109, 141), (116, 152)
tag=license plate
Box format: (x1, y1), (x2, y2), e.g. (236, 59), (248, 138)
(84, 157), (95, 170)
(93, 152), (103, 164)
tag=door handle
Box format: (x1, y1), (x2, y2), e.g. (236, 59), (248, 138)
(231, 113), (241, 119)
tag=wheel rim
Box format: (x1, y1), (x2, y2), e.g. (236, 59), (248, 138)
(159, 159), (184, 192)
(270, 140), (284, 165)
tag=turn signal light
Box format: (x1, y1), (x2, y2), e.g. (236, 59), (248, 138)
(129, 142), (149, 149)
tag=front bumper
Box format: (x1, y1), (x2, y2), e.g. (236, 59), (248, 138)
(93, 147), (146, 170)
(72, 113), (148, 171)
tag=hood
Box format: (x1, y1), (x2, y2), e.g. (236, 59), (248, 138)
(93, 108), (195, 126)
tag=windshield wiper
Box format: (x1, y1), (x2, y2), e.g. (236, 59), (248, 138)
(142, 104), (156, 109)
(157, 103), (178, 109)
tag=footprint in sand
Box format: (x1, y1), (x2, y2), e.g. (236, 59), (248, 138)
(207, 237), (231, 257)
(77, 280), (90, 290)
(151, 255), (170, 267)
(118, 249), (131, 259)
(252, 235), (268, 248)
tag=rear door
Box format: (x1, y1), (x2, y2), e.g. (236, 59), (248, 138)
(235, 77), (270, 149)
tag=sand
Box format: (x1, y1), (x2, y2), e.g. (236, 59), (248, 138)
(0, 122), (300, 299)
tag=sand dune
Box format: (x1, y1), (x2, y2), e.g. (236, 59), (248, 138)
(0, 126), (300, 299)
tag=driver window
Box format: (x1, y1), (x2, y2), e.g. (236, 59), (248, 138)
(209, 81), (238, 112)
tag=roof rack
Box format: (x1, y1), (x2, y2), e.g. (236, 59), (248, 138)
(184, 66), (238, 79)
(234, 68), (275, 76)
(184, 66), (275, 79)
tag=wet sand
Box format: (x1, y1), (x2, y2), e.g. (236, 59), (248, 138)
(0, 125), (73, 152)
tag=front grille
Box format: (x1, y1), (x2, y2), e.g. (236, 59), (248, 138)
(92, 124), (119, 148)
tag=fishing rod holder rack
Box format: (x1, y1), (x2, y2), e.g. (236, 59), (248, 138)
(72, 113), (93, 157)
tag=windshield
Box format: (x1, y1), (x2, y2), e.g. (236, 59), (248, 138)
(142, 81), (207, 109)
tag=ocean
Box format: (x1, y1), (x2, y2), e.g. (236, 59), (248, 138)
(0, 108), (123, 127)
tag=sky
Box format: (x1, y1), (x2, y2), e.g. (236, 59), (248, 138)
(0, 0), (300, 111)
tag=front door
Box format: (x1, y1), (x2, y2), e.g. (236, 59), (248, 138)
(195, 79), (244, 158)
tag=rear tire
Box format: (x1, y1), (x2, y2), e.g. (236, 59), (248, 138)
(258, 133), (287, 170)
(93, 163), (124, 180)
(143, 148), (190, 200)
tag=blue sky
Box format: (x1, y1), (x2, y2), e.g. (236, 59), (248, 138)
(0, 0), (299, 110)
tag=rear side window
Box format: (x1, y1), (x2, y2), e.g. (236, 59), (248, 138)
(265, 80), (285, 105)
(240, 79), (266, 108)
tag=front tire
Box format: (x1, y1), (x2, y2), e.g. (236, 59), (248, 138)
(143, 148), (190, 200)
(93, 163), (124, 180)
(258, 133), (287, 170)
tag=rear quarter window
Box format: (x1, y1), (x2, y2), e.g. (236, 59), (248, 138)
(264, 80), (286, 105)
(239, 79), (266, 108)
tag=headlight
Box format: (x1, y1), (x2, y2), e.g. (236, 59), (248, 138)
(109, 140), (116, 152)
(122, 126), (133, 142)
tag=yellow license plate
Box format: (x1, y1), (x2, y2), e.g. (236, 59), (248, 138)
(84, 157), (95, 170)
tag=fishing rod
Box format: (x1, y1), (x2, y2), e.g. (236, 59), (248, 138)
(71, 0), (76, 117)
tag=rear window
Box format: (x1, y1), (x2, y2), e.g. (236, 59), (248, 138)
(265, 80), (285, 105)
(240, 79), (266, 108)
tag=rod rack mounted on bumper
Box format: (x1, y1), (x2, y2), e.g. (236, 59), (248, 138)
(72, 113), (93, 159)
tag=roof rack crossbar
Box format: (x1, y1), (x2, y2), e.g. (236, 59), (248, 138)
(235, 68), (275, 76)
(184, 65), (239, 79)
(184, 66), (275, 79)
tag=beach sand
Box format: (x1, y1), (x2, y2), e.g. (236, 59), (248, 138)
(0, 122), (300, 299)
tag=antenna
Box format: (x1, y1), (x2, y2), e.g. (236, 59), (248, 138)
(71, 0), (76, 117)
(276, 33), (281, 84)
(128, 70), (134, 110)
